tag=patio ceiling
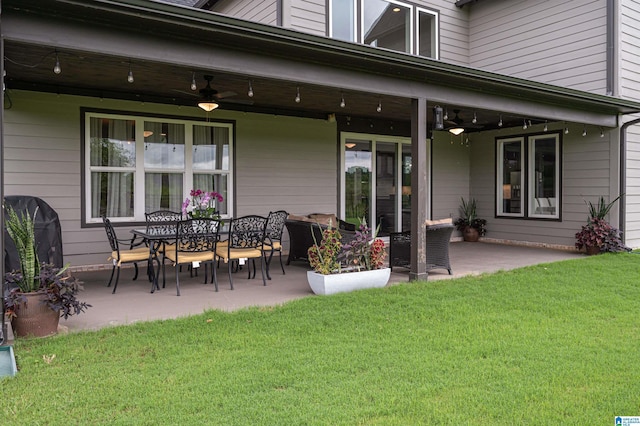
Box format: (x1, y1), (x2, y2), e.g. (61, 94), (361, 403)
(3, 0), (640, 132)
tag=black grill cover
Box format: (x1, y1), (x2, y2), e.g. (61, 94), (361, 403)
(4, 195), (64, 272)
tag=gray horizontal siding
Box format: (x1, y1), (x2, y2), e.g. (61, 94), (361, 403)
(211, 0), (277, 26)
(620, 0), (640, 101)
(4, 91), (338, 269)
(289, 0), (326, 35)
(467, 0), (608, 94)
(467, 123), (616, 249)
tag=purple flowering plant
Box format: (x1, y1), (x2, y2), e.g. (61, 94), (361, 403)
(182, 189), (224, 219)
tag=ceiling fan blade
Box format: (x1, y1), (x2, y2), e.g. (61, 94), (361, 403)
(219, 98), (254, 105)
(171, 89), (199, 97)
(215, 90), (237, 99)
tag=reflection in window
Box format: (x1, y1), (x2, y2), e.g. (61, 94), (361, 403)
(330, 0), (355, 42)
(143, 122), (185, 169)
(363, 0), (410, 53)
(345, 140), (372, 226)
(89, 117), (135, 218)
(496, 134), (560, 219)
(529, 135), (559, 218)
(498, 138), (523, 216)
(418, 8), (438, 59)
(91, 172), (134, 218)
(329, 0), (438, 59)
(86, 113), (234, 222)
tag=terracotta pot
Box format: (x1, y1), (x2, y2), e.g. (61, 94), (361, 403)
(11, 292), (60, 338)
(585, 245), (601, 255)
(463, 226), (480, 242)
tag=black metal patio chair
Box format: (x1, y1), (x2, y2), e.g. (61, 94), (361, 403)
(162, 218), (220, 296)
(263, 210), (288, 278)
(102, 216), (154, 294)
(214, 215), (268, 290)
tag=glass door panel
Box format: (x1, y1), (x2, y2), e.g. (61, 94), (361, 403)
(401, 144), (412, 231)
(376, 142), (396, 236)
(345, 139), (372, 227)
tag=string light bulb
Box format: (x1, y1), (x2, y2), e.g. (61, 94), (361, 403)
(295, 86), (301, 103)
(443, 108), (448, 121)
(543, 121), (548, 132)
(498, 114), (503, 127)
(53, 50), (61, 74)
(523, 119), (528, 130)
(582, 125), (587, 137)
(376, 99), (382, 113)
(248, 80), (254, 97)
(191, 73), (197, 91)
(564, 124), (569, 134)
(472, 112), (477, 124)
(600, 127), (605, 138)
(340, 93), (345, 108)
(127, 61), (134, 84)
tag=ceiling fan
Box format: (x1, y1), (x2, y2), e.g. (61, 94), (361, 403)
(173, 74), (252, 110)
(444, 109), (484, 134)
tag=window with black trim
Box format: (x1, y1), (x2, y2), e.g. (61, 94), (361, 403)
(496, 133), (560, 219)
(84, 111), (233, 224)
(328, 0), (439, 59)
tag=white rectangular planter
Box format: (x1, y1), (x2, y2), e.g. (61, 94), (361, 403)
(306, 268), (391, 295)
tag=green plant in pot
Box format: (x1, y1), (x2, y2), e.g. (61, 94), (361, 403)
(575, 195), (629, 254)
(453, 197), (487, 242)
(4, 206), (90, 337)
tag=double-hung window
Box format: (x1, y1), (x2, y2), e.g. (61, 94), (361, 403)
(329, 0), (439, 59)
(496, 133), (560, 219)
(85, 111), (233, 224)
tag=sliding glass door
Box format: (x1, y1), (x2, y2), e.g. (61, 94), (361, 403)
(341, 133), (410, 236)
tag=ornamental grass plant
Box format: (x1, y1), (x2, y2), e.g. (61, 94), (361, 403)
(2, 253), (640, 424)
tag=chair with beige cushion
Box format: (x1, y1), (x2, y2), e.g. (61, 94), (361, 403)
(102, 216), (154, 294)
(162, 218), (220, 296)
(263, 210), (288, 277)
(215, 215), (267, 290)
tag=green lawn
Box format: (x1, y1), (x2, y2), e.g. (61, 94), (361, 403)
(2, 253), (640, 425)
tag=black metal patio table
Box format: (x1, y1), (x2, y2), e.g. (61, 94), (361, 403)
(131, 222), (230, 293)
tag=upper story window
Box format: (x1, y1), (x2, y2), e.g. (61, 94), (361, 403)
(329, 0), (439, 59)
(84, 111), (233, 225)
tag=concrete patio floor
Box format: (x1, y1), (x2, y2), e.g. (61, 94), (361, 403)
(60, 241), (584, 333)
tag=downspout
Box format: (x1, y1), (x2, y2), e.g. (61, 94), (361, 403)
(606, 0), (615, 96)
(0, 0), (6, 346)
(619, 117), (640, 244)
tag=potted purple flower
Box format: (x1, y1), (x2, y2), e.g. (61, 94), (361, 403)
(181, 189), (224, 219)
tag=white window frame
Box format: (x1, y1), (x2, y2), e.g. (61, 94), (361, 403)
(416, 7), (439, 60)
(329, 0), (439, 59)
(84, 111), (234, 224)
(339, 131), (413, 233)
(360, 0), (414, 54)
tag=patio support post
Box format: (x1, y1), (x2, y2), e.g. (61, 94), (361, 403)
(409, 97), (428, 281)
(0, 15), (6, 345)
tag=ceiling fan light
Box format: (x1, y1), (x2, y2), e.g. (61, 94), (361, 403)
(449, 127), (464, 136)
(198, 101), (219, 112)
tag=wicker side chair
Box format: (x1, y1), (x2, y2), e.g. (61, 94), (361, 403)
(389, 223), (454, 275)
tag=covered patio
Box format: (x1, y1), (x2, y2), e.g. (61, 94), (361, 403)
(58, 242), (583, 333)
